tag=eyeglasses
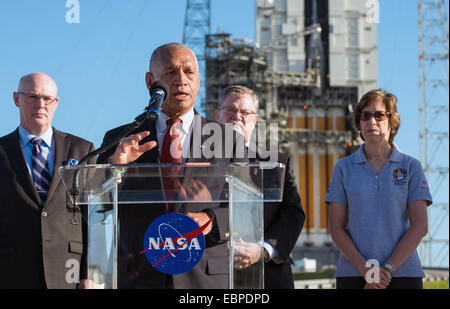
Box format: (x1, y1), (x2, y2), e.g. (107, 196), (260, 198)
(17, 92), (58, 106)
(221, 106), (256, 117)
(358, 111), (391, 121)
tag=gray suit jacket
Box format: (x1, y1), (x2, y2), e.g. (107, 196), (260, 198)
(0, 128), (94, 289)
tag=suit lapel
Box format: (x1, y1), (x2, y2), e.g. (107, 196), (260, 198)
(186, 113), (211, 163)
(45, 128), (69, 206)
(3, 129), (41, 207)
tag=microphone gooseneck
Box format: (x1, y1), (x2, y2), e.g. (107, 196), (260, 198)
(69, 80), (169, 198)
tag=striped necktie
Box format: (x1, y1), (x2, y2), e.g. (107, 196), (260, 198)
(30, 137), (52, 206)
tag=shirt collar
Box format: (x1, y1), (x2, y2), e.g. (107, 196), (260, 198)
(353, 143), (403, 164)
(18, 125), (53, 148)
(388, 143), (403, 163)
(157, 108), (195, 134)
(353, 144), (368, 164)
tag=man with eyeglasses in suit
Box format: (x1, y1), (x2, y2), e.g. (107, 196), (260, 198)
(0, 72), (95, 288)
(215, 85), (305, 289)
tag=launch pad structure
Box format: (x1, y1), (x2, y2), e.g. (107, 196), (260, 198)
(183, 0), (448, 269)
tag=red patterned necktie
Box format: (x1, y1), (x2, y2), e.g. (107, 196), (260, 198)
(160, 118), (182, 211)
(161, 118), (182, 163)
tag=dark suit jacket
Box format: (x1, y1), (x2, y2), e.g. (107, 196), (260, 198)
(0, 128), (94, 289)
(97, 112), (247, 289)
(260, 152), (305, 289)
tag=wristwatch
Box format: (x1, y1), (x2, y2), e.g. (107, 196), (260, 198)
(383, 263), (395, 275)
(263, 248), (270, 262)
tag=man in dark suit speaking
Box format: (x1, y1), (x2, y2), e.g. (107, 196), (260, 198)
(0, 73), (95, 288)
(97, 43), (246, 288)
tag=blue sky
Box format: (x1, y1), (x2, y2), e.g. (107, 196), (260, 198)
(0, 0), (448, 267)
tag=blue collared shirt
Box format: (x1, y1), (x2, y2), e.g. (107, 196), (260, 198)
(325, 144), (432, 277)
(18, 125), (55, 179)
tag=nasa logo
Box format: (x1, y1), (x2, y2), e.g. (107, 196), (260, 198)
(393, 168), (407, 185)
(140, 213), (209, 275)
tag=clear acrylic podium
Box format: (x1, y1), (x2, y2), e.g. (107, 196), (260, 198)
(59, 162), (285, 289)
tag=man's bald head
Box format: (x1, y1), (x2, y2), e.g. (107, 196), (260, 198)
(14, 72), (60, 136)
(149, 43), (198, 74)
(18, 72), (58, 97)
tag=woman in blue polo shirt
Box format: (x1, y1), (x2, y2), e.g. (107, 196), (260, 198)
(325, 89), (432, 289)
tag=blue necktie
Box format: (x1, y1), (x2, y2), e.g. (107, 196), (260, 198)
(30, 137), (52, 206)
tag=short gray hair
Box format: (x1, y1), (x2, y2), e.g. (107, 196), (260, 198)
(149, 42), (195, 73)
(218, 85), (259, 111)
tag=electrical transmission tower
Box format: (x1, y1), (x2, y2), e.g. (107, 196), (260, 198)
(182, 0), (211, 113)
(418, 0), (449, 267)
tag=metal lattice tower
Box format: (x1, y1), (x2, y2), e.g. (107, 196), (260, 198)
(418, 0), (449, 267)
(182, 0), (211, 113)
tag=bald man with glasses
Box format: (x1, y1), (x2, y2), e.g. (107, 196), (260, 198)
(0, 72), (95, 288)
